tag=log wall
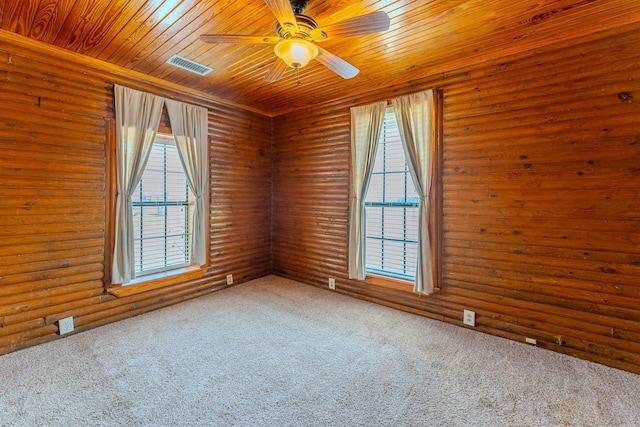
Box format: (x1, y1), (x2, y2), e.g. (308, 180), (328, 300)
(0, 31), (271, 354)
(272, 22), (640, 373)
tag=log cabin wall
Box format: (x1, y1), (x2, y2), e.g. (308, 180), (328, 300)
(0, 31), (272, 355)
(2, 17), (640, 376)
(272, 22), (640, 374)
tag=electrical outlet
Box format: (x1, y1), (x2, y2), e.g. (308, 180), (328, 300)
(526, 337), (538, 345)
(463, 310), (475, 327)
(328, 278), (336, 290)
(226, 274), (233, 285)
(58, 317), (74, 335)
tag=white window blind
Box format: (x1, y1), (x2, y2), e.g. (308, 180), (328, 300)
(365, 108), (419, 280)
(131, 135), (192, 275)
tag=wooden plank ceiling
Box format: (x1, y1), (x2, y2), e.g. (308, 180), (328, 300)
(1, 0), (639, 116)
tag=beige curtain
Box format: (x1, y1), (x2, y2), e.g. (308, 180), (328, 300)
(392, 89), (436, 294)
(112, 85), (164, 284)
(348, 101), (387, 280)
(165, 100), (209, 266)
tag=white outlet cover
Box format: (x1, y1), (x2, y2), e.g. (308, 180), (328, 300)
(463, 310), (475, 327)
(328, 278), (336, 290)
(226, 274), (233, 285)
(58, 317), (74, 335)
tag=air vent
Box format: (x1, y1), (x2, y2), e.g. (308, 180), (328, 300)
(166, 55), (213, 76)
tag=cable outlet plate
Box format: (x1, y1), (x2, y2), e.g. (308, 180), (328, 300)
(463, 310), (475, 327)
(226, 274), (233, 285)
(328, 278), (335, 290)
(58, 316), (74, 335)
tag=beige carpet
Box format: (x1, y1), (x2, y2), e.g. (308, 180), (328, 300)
(1, 275), (639, 426)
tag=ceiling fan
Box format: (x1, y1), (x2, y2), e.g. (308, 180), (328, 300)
(199, 0), (390, 82)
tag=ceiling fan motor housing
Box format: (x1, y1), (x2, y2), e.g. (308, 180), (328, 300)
(275, 14), (318, 39)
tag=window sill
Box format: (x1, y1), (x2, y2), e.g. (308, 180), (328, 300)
(364, 273), (415, 293)
(108, 266), (206, 297)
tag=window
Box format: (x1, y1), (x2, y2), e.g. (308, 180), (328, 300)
(365, 108), (419, 281)
(131, 135), (193, 276)
(108, 87), (209, 296)
(349, 89), (440, 294)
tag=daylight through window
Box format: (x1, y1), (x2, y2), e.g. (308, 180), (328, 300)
(131, 135), (192, 275)
(364, 108), (419, 280)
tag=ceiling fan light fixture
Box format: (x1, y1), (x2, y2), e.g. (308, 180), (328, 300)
(274, 38), (319, 69)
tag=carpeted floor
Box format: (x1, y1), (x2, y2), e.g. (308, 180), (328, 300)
(1, 275), (639, 426)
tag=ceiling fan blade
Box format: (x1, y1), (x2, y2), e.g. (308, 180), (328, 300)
(199, 34), (279, 44)
(264, 59), (290, 82)
(263, 0), (299, 34)
(310, 11), (390, 41)
(315, 47), (359, 79)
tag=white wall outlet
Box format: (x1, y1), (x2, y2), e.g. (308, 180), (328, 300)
(226, 274), (233, 285)
(526, 337), (538, 346)
(58, 317), (74, 335)
(463, 310), (476, 327)
(328, 278), (336, 290)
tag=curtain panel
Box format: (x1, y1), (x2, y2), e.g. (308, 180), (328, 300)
(393, 89), (436, 294)
(165, 100), (209, 267)
(348, 101), (387, 280)
(112, 85), (165, 284)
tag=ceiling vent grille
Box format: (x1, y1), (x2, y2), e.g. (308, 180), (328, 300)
(166, 55), (213, 76)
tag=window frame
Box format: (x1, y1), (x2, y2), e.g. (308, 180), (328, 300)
(104, 112), (209, 297)
(131, 134), (193, 277)
(364, 107), (420, 282)
(361, 90), (443, 293)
